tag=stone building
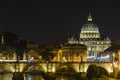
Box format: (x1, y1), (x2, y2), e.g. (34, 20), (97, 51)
(52, 44), (87, 62)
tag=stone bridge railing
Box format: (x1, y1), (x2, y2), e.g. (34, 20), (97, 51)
(0, 60), (114, 75)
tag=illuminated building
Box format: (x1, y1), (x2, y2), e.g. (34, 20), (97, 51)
(52, 44), (87, 62)
(68, 14), (111, 61)
(103, 45), (120, 62)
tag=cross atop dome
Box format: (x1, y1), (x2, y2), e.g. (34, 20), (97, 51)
(87, 13), (92, 21)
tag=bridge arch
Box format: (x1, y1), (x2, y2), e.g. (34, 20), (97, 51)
(23, 63), (45, 73)
(0, 64), (4, 72)
(97, 66), (109, 77)
(55, 63), (77, 74)
(0, 64), (15, 72)
(95, 63), (113, 74)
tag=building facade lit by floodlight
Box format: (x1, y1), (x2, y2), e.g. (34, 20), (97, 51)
(68, 14), (111, 61)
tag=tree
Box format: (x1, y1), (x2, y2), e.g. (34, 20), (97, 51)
(98, 66), (108, 77)
(12, 72), (24, 80)
(27, 49), (40, 60)
(5, 47), (16, 60)
(117, 72), (120, 79)
(40, 49), (55, 61)
(87, 64), (100, 80)
(1, 32), (19, 45)
(0, 32), (27, 60)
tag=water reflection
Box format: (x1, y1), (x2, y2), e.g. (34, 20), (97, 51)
(25, 74), (77, 80)
(0, 73), (77, 80)
(0, 73), (13, 80)
(24, 74), (44, 80)
(56, 76), (76, 80)
(0, 73), (118, 80)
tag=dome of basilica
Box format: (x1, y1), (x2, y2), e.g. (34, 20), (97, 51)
(80, 14), (100, 39)
(81, 14), (99, 34)
(81, 22), (99, 34)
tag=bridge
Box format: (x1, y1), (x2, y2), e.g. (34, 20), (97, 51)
(0, 60), (116, 76)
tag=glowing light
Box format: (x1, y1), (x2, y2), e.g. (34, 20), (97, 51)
(19, 60), (28, 62)
(0, 60), (17, 62)
(97, 57), (100, 59)
(42, 65), (47, 72)
(61, 77), (64, 80)
(100, 55), (109, 59)
(28, 57), (34, 63)
(29, 77), (32, 80)
(19, 64), (26, 72)
(113, 62), (118, 67)
(52, 67), (55, 72)
(62, 57), (67, 62)
(88, 18), (92, 21)
(87, 56), (95, 58)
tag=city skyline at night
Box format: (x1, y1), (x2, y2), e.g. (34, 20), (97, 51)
(0, 1), (120, 44)
(0, 1), (120, 80)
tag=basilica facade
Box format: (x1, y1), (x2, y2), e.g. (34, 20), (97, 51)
(68, 14), (111, 61)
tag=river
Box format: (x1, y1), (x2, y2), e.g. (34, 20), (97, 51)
(0, 73), (118, 80)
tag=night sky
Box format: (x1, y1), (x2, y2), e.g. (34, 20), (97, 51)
(0, 0), (120, 44)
